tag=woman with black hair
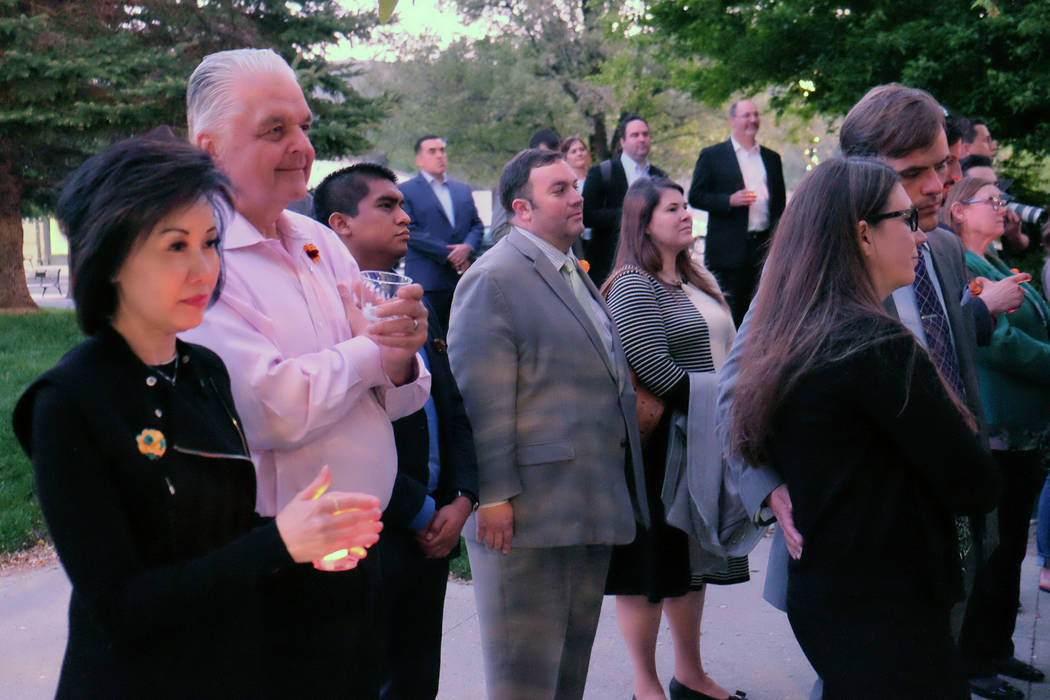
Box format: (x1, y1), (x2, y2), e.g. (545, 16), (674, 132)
(729, 158), (998, 698)
(12, 134), (383, 699)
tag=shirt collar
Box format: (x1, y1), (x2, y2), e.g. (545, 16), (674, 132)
(514, 226), (574, 270)
(221, 207), (310, 251)
(421, 170), (447, 186)
(620, 152), (649, 175)
(731, 135), (760, 156)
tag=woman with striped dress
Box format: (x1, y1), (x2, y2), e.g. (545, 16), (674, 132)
(602, 177), (745, 700)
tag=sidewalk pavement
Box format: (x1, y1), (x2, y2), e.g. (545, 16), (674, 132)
(2, 531), (1048, 699)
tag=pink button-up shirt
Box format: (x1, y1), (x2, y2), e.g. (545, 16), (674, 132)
(182, 209), (430, 515)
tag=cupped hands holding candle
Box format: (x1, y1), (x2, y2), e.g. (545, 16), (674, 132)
(275, 465), (383, 568)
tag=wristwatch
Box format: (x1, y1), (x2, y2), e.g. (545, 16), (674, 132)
(455, 489), (479, 512)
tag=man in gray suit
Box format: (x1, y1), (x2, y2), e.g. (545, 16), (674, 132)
(448, 148), (647, 700)
(718, 84), (1025, 700)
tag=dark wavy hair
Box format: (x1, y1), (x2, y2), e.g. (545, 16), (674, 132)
(601, 177), (726, 307)
(57, 132), (232, 335)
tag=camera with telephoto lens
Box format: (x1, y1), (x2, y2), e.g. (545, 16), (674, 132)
(1006, 201), (1048, 226)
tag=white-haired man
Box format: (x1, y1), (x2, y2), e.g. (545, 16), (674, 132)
(181, 48), (431, 696)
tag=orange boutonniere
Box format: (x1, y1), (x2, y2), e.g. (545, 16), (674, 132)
(303, 243), (321, 264)
(969, 279), (983, 297)
(578, 259), (590, 273)
(431, 338), (447, 354)
(136, 429), (167, 460)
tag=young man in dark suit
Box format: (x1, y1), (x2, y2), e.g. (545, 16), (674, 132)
(688, 99), (786, 326)
(581, 114), (667, 286)
(315, 163), (479, 700)
(400, 135), (486, 329)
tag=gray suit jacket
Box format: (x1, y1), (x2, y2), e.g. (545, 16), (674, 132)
(447, 229), (648, 548)
(718, 227), (989, 611)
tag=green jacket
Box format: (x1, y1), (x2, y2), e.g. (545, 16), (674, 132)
(966, 249), (1050, 448)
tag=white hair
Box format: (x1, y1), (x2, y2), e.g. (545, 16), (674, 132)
(187, 48), (298, 140)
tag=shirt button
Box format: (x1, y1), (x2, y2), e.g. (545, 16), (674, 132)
(181, 355), (190, 364)
(146, 376), (157, 387)
(154, 409), (163, 418)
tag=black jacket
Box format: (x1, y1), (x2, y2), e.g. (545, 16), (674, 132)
(13, 327), (292, 699)
(383, 301), (478, 556)
(688, 139), (786, 269)
(582, 158), (668, 286)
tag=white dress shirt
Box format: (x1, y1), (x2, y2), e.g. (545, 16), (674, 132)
(422, 170), (456, 227)
(620, 153), (651, 188)
(731, 136), (771, 232)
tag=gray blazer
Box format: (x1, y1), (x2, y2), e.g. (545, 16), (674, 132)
(447, 229), (648, 548)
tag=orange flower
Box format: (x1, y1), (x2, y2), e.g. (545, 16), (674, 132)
(136, 429), (167, 460)
(968, 279), (983, 297)
(578, 259), (590, 273)
(303, 243), (321, 263)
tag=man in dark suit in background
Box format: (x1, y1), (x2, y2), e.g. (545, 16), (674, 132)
(400, 135), (486, 329)
(315, 163), (479, 700)
(582, 114), (667, 286)
(688, 99), (786, 326)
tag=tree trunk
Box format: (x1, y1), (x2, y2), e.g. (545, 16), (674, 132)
(0, 142), (37, 311)
(589, 112), (609, 162)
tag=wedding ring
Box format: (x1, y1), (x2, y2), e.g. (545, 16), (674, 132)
(412, 318), (419, 331)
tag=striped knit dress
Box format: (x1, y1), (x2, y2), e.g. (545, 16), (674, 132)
(604, 266), (748, 601)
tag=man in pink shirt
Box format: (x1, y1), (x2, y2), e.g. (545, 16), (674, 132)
(181, 48), (431, 697)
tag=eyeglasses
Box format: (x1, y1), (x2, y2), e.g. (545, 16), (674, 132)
(866, 207), (919, 232)
(962, 195), (1007, 211)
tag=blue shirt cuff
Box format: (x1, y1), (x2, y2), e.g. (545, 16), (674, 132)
(409, 495), (437, 533)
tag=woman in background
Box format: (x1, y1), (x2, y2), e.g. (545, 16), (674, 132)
(730, 159), (997, 698)
(943, 177), (1050, 683)
(560, 135), (593, 192)
(602, 177), (745, 700)
(13, 135), (383, 699)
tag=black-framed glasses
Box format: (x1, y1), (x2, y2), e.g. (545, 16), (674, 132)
(962, 195), (1007, 211)
(866, 207), (919, 232)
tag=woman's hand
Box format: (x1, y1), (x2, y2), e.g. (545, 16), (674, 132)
(275, 466), (383, 564)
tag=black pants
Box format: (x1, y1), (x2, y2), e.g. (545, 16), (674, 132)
(708, 229), (770, 328)
(960, 449), (1043, 676)
(260, 551), (383, 698)
(377, 527), (451, 700)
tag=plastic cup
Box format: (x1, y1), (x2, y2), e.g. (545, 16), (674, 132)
(359, 271), (413, 320)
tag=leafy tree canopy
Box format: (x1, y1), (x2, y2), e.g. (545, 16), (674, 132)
(646, 0), (1050, 157)
(0, 0), (385, 308)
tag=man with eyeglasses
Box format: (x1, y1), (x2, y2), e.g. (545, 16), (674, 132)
(718, 83), (1027, 700)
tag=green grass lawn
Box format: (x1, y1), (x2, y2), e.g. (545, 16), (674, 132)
(0, 309), (82, 553)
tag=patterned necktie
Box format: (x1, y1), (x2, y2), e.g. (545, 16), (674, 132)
(912, 249), (973, 566)
(912, 251), (966, 402)
(561, 261), (618, 379)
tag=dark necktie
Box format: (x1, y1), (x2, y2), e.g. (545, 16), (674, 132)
(912, 251), (966, 402)
(912, 249), (973, 565)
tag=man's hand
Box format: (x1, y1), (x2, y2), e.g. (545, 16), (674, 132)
(338, 282), (428, 386)
(476, 501), (513, 554)
(729, 189), (757, 208)
(446, 243), (473, 273)
(767, 484), (803, 560)
(416, 496), (473, 558)
(977, 273), (1027, 317)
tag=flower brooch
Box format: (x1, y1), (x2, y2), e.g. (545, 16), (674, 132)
(136, 429), (167, 460)
(304, 243), (321, 264)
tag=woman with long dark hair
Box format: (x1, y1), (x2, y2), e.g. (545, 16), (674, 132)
(602, 177), (744, 700)
(729, 158), (997, 698)
(12, 135), (383, 698)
